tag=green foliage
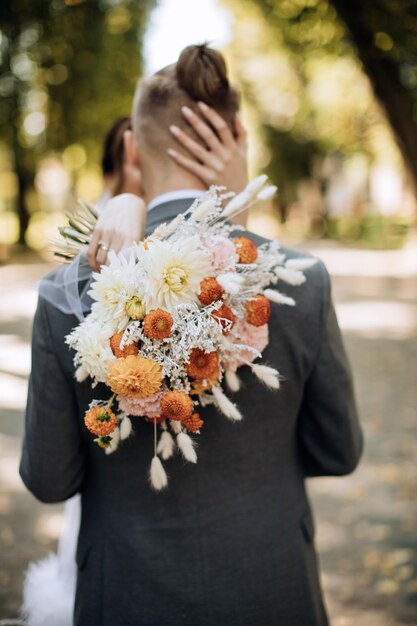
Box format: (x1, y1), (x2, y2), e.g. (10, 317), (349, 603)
(328, 0), (417, 188)
(230, 0), (417, 194)
(262, 125), (322, 218)
(329, 0), (417, 104)
(243, 0), (348, 55)
(223, 1), (388, 179)
(0, 0), (155, 242)
(0, 0), (154, 160)
(222, 0), (411, 244)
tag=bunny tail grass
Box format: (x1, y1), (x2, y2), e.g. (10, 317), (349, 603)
(245, 174), (268, 193)
(176, 432), (198, 463)
(120, 416), (132, 440)
(285, 258), (317, 270)
(105, 426), (120, 455)
(149, 456), (168, 491)
(250, 363), (280, 390)
(225, 369), (241, 392)
(191, 196), (217, 220)
(222, 190), (252, 217)
(157, 430), (175, 460)
(75, 366), (88, 383)
(264, 289), (295, 306)
(275, 266), (306, 286)
(256, 185), (277, 200)
(217, 273), (243, 295)
(169, 419), (182, 435)
(212, 386), (242, 421)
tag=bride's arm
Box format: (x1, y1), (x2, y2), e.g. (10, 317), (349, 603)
(87, 194), (146, 272)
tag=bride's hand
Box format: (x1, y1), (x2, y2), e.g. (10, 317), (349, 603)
(87, 193), (146, 271)
(168, 102), (248, 194)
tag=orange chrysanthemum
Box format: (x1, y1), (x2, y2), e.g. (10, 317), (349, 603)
(182, 412), (204, 432)
(234, 237), (258, 264)
(143, 309), (173, 340)
(160, 390), (193, 421)
(84, 406), (117, 437)
(198, 277), (224, 305)
(186, 348), (219, 380)
(109, 331), (139, 358)
(107, 355), (162, 399)
(245, 295), (271, 327)
(211, 304), (235, 333)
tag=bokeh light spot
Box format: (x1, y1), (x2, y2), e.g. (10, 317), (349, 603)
(23, 111), (46, 136)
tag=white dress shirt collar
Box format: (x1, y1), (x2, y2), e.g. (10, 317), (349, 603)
(147, 189), (205, 212)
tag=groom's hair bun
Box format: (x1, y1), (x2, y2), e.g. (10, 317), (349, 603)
(132, 44), (240, 159)
(176, 43), (230, 106)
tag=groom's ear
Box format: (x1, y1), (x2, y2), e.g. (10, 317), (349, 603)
(123, 130), (141, 168)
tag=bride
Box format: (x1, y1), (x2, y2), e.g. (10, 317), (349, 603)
(21, 45), (248, 626)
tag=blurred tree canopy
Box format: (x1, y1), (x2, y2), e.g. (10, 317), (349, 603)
(329, 0), (417, 193)
(227, 0), (417, 214)
(218, 0), (417, 248)
(0, 0), (154, 243)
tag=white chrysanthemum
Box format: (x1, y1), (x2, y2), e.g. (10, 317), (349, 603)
(66, 315), (115, 383)
(139, 236), (212, 313)
(87, 250), (141, 332)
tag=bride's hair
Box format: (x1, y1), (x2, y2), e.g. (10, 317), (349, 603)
(132, 43), (240, 158)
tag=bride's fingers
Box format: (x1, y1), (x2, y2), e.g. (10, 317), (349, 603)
(167, 149), (216, 185)
(169, 124), (223, 170)
(111, 231), (124, 255)
(87, 228), (102, 272)
(95, 230), (112, 268)
(181, 106), (224, 154)
(197, 101), (236, 150)
(114, 230), (135, 253)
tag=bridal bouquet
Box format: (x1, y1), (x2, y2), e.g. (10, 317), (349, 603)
(66, 176), (315, 490)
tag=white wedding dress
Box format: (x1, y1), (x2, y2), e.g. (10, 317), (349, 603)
(21, 494), (81, 626)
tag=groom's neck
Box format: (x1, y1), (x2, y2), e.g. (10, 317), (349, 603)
(141, 163), (206, 206)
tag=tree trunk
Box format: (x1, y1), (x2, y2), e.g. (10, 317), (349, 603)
(329, 0), (417, 191)
(15, 162), (31, 245)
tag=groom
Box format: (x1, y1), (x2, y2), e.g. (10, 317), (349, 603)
(21, 46), (362, 626)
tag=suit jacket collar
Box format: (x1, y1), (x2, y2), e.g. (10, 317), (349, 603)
(145, 197), (200, 236)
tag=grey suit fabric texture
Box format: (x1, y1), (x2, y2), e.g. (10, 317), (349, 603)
(20, 198), (363, 626)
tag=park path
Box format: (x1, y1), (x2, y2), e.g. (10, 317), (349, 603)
(0, 243), (416, 624)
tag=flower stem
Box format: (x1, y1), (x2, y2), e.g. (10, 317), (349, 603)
(106, 393), (116, 409)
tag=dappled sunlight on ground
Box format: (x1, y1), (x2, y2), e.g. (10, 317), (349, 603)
(0, 437), (26, 493)
(0, 244), (416, 623)
(0, 336), (31, 378)
(307, 241), (417, 278)
(336, 300), (417, 338)
(0, 288), (38, 324)
(0, 375), (28, 412)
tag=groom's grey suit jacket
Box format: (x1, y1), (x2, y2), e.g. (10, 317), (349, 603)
(20, 198), (362, 626)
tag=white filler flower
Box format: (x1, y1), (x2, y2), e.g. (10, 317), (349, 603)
(88, 251), (140, 332)
(140, 236), (211, 313)
(66, 316), (115, 383)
